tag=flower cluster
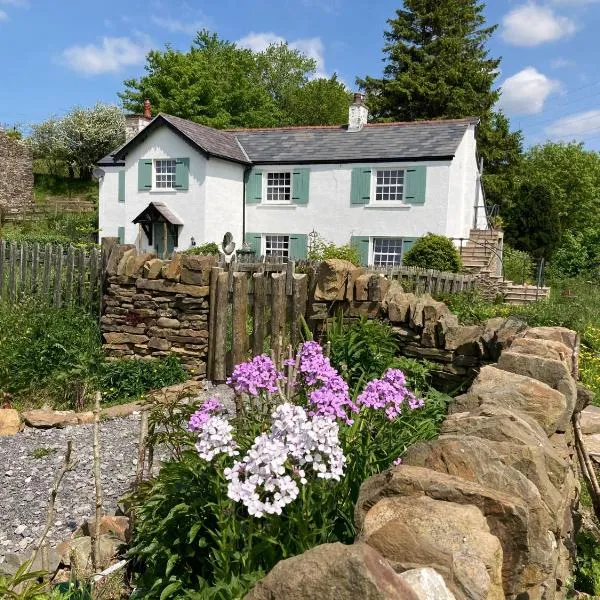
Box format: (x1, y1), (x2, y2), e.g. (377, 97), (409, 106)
(357, 368), (423, 420)
(225, 404), (345, 517)
(227, 354), (282, 396)
(188, 398), (237, 461)
(297, 342), (358, 424)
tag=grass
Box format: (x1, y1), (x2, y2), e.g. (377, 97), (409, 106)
(31, 447), (56, 459)
(33, 173), (98, 206)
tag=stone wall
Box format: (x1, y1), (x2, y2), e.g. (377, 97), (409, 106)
(101, 245), (216, 376)
(0, 130), (34, 218)
(245, 325), (585, 600)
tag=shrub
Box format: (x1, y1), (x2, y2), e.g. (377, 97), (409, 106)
(502, 245), (535, 284)
(128, 344), (449, 599)
(575, 530), (600, 595)
(308, 236), (360, 265)
(96, 355), (188, 405)
(403, 233), (462, 272)
(183, 242), (220, 256)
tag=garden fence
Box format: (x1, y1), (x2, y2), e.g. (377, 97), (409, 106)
(207, 265), (309, 381)
(0, 240), (101, 309)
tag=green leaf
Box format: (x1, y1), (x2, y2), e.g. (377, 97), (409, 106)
(160, 581), (182, 600)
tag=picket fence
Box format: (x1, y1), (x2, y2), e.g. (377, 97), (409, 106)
(0, 240), (101, 308)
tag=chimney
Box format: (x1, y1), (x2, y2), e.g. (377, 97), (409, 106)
(348, 92), (368, 132)
(143, 99), (152, 120)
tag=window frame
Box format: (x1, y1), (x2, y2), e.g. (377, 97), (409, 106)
(264, 171), (293, 204)
(369, 167), (407, 205)
(371, 237), (407, 267)
(263, 234), (290, 259)
(153, 158), (178, 191)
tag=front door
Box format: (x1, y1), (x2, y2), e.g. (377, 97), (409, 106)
(152, 222), (177, 258)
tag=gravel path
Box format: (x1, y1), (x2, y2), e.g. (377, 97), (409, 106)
(0, 384), (234, 566)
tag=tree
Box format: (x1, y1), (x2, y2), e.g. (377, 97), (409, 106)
(120, 31), (349, 128)
(504, 183), (561, 260)
(357, 0), (522, 213)
(27, 117), (68, 175)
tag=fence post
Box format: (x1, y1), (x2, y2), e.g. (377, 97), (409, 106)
(65, 246), (75, 307)
(42, 243), (52, 300)
(0, 240), (4, 300)
(19, 242), (26, 298)
(271, 272), (286, 363)
(89, 247), (99, 309)
(252, 273), (266, 357)
(207, 266), (223, 380)
(291, 274), (308, 350)
(231, 272), (248, 367)
(212, 271), (229, 382)
(53, 244), (63, 308)
(8, 242), (16, 302)
(31, 243), (39, 296)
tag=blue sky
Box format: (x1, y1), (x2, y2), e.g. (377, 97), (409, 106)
(1, 0), (600, 149)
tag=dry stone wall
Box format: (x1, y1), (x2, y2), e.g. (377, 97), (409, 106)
(101, 245), (216, 375)
(246, 326), (585, 600)
(0, 130), (34, 217)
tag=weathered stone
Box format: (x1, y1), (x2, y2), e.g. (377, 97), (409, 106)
(435, 314), (460, 347)
(0, 130), (34, 218)
(135, 278), (209, 298)
(180, 254), (216, 285)
(124, 252), (155, 277)
(479, 317), (506, 359)
(402, 344), (454, 363)
(57, 534), (124, 569)
(576, 383), (595, 413)
(105, 244), (135, 275)
(143, 258), (164, 279)
(244, 542), (420, 600)
(581, 405), (600, 435)
(76, 411), (95, 425)
(420, 322), (437, 348)
(346, 301), (382, 318)
(157, 317), (180, 329)
(346, 267), (367, 301)
(523, 326), (578, 352)
(382, 281), (411, 323)
(408, 296), (427, 330)
(314, 259), (357, 301)
(443, 325), (483, 355)
(497, 351), (576, 432)
(355, 274), (373, 301)
(422, 297), (452, 325)
(79, 516), (130, 542)
(398, 569), (457, 600)
(391, 325), (420, 343)
(359, 496), (503, 600)
(457, 365), (567, 435)
(147, 337), (172, 351)
(0, 408), (20, 436)
(22, 409), (79, 429)
(508, 337), (573, 368)
(488, 317), (527, 361)
(355, 465), (548, 599)
(103, 332), (149, 345)
(116, 248), (137, 276)
(162, 254), (183, 281)
(368, 275), (391, 302)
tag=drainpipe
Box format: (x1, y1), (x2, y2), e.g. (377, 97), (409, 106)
(242, 165), (252, 244)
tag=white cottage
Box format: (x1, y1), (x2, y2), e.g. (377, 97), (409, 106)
(97, 95), (487, 265)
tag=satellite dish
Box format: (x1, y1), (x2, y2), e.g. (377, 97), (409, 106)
(222, 232), (235, 256)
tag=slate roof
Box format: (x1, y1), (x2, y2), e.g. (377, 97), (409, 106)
(97, 114), (477, 167)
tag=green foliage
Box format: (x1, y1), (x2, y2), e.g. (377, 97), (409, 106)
(307, 237), (360, 265)
(502, 246), (535, 284)
(33, 174), (98, 205)
(403, 233), (462, 273)
(0, 559), (82, 599)
(96, 355), (187, 405)
(183, 242), (220, 256)
(32, 447), (55, 459)
(120, 31), (348, 128)
(575, 530), (600, 595)
(504, 183), (561, 260)
(546, 230), (600, 281)
(326, 315), (399, 393)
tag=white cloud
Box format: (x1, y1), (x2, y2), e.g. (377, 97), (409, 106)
(498, 67), (561, 115)
(502, 2), (577, 46)
(60, 36), (151, 75)
(0, 9), (7, 20)
(151, 16), (207, 35)
(551, 57), (575, 68)
(236, 32), (328, 78)
(546, 110), (600, 137)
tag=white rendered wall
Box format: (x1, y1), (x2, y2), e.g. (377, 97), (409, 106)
(245, 160), (452, 245)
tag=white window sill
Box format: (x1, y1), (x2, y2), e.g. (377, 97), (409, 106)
(365, 202), (410, 209)
(149, 189), (178, 194)
(257, 203), (297, 209)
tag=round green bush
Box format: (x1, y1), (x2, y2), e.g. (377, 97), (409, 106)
(403, 233), (462, 273)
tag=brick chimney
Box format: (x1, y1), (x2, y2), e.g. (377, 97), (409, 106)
(348, 92), (368, 132)
(143, 99), (152, 120)
(125, 100), (153, 141)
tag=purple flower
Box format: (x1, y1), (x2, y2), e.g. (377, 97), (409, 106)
(357, 368), (420, 420)
(188, 397), (223, 432)
(227, 354), (283, 396)
(297, 342), (358, 424)
(393, 457), (403, 466)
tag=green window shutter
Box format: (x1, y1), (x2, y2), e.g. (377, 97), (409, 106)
(118, 226), (125, 244)
(118, 170), (125, 203)
(245, 170), (263, 204)
(404, 166), (427, 204)
(292, 169), (310, 204)
(174, 158), (190, 190)
(401, 237), (418, 263)
(138, 159), (152, 191)
(244, 232), (262, 256)
(351, 167), (371, 204)
(289, 234), (307, 260)
(351, 236), (370, 266)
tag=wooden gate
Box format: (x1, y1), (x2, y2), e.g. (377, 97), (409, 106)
(207, 265), (309, 381)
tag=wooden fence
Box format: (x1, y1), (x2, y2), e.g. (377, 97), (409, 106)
(207, 266), (308, 381)
(0, 240), (101, 308)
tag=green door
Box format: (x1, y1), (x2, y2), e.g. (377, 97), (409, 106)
(153, 222), (165, 258)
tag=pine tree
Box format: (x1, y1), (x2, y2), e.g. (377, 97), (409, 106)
(358, 0), (522, 212)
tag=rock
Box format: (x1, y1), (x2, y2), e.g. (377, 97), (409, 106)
(116, 248), (137, 277)
(508, 337), (573, 368)
(135, 278), (209, 298)
(244, 542), (420, 600)
(581, 405), (600, 435)
(314, 259), (357, 302)
(584, 433), (600, 458)
(480, 317), (506, 359)
(57, 534), (124, 569)
(421, 298), (452, 325)
(442, 325), (483, 355)
(103, 332), (149, 345)
(398, 569), (457, 600)
(358, 496), (503, 600)
(79, 516), (130, 543)
(76, 411), (95, 425)
(435, 314), (460, 347)
(368, 276), (390, 302)
(0, 408), (20, 436)
(355, 274), (373, 302)
(488, 317), (527, 361)
(408, 296), (428, 330)
(457, 365), (567, 435)
(106, 244), (134, 276)
(22, 409), (79, 429)
(123, 252), (155, 277)
(354, 465), (550, 599)
(576, 384), (595, 413)
(162, 254), (182, 281)
(143, 258), (164, 279)
(420, 322), (437, 348)
(523, 326), (578, 353)
(346, 267), (367, 301)
(157, 317), (180, 329)
(385, 288), (416, 325)
(180, 254), (216, 286)
(496, 351), (576, 432)
(147, 337), (171, 351)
